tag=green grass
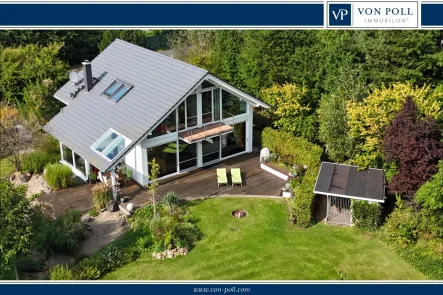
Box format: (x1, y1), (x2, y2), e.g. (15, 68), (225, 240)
(0, 157), (15, 179)
(103, 198), (426, 280)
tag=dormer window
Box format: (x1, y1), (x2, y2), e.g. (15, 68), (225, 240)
(102, 80), (132, 102)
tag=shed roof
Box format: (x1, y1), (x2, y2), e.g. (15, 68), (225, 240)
(313, 162), (386, 203)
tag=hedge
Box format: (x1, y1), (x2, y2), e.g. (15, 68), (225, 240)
(262, 127), (323, 227)
(351, 200), (382, 231)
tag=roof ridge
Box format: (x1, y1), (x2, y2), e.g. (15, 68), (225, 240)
(113, 38), (208, 74)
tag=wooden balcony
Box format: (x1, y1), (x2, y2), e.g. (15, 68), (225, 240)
(179, 122), (233, 143)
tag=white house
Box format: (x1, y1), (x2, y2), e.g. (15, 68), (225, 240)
(44, 39), (270, 188)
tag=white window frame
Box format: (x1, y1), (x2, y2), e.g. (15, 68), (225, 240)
(91, 128), (132, 162)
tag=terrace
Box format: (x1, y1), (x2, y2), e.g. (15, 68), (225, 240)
(39, 153), (286, 216)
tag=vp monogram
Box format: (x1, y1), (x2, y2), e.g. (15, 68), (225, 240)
(332, 9), (349, 20)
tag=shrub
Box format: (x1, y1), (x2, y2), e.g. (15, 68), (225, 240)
(351, 200), (382, 231)
(44, 163), (72, 190)
(151, 210), (201, 251)
(379, 208), (419, 247)
(22, 151), (53, 174)
(163, 191), (180, 212)
(97, 245), (129, 273)
(399, 245), (443, 280)
(129, 205), (154, 232)
(262, 127), (323, 227)
(91, 182), (112, 211)
(88, 208), (98, 217)
(49, 264), (74, 280)
(36, 210), (84, 254)
(16, 256), (45, 273)
(72, 258), (101, 280)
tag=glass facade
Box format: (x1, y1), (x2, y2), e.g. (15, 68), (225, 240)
(221, 122), (246, 158)
(222, 90), (247, 118)
(144, 82), (250, 179)
(201, 90), (213, 124)
(179, 140), (197, 171)
(202, 136), (220, 164)
(148, 141), (178, 178)
(148, 111), (177, 139)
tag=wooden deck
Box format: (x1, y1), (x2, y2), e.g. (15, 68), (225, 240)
(38, 183), (93, 217)
(39, 153), (286, 215)
(119, 153), (287, 208)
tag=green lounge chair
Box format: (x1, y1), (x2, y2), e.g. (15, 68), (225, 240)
(231, 168), (242, 186)
(217, 168), (228, 187)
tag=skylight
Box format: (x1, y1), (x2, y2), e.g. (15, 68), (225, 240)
(102, 80), (132, 102)
(91, 129), (131, 161)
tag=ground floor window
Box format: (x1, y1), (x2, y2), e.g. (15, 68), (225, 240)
(202, 136), (220, 164)
(179, 140), (197, 171)
(74, 153), (86, 176)
(148, 141), (178, 178)
(61, 144), (73, 166)
(221, 122), (246, 158)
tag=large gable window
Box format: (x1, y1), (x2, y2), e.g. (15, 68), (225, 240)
(222, 90), (246, 118)
(102, 80), (132, 103)
(91, 129), (130, 161)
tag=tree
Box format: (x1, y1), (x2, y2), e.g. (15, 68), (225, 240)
(99, 30), (155, 52)
(347, 83), (443, 168)
(383, 97), (443, 198)
(0, 103), (37, 171)
(415, 161), (443, 211)
(0, 30), (102, 64)
(0, 42), (68, 105)
(355, 30), (443, 87)
(261, 83), (317, 141)
(211, 30), (244, 89)
(147, 159), (160, 218)
(0, 179), (33, 275)
(167, 30), (215, 69)
(317, 94), (354, 162)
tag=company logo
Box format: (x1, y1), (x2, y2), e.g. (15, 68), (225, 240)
(332, 9), (349, 20)
(329, 4), (352, 26)
(328, 2), (418, 28)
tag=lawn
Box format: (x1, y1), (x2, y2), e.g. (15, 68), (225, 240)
(0, 157), (15, 179)
(103, 198), (426, 280)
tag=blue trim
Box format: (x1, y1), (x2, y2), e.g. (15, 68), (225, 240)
(0, 3), (324, 27)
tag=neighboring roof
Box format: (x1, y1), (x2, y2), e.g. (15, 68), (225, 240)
(313, 162), (385, 203)
(44, 39), (208, 171)
(44, 39), (268, 172)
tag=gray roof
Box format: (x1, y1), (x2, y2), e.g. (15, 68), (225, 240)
(44, 39), (208, 171)
(314, 162), (385, 203)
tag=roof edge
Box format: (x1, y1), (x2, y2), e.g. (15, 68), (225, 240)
(206, 74), (270, 108)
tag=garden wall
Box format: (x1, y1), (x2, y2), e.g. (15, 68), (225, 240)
(262, 128), (323, 227)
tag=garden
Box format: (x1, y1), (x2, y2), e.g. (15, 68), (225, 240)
(102, 198), (425, 280)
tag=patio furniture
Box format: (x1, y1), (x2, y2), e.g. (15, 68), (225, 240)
(231, 168), (243, 186)
(217, 168), (228, 187)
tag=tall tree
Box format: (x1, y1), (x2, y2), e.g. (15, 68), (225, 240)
(0, 179), (33, 276)
(0, 42), (68, 105)
(383, 97), (443, 198)
(0, 103), (37, 171)
(0, 30), (102, 64)
(355, 30), (443, 87)
(347, 83), (443, 168)
(261, 83), (317, 141)
(317, 94), (354, 162)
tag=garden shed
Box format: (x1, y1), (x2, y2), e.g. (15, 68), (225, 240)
(313, 162), (385, 226)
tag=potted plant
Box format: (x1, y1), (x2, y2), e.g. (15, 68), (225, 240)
(89, 172), (98, 185)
